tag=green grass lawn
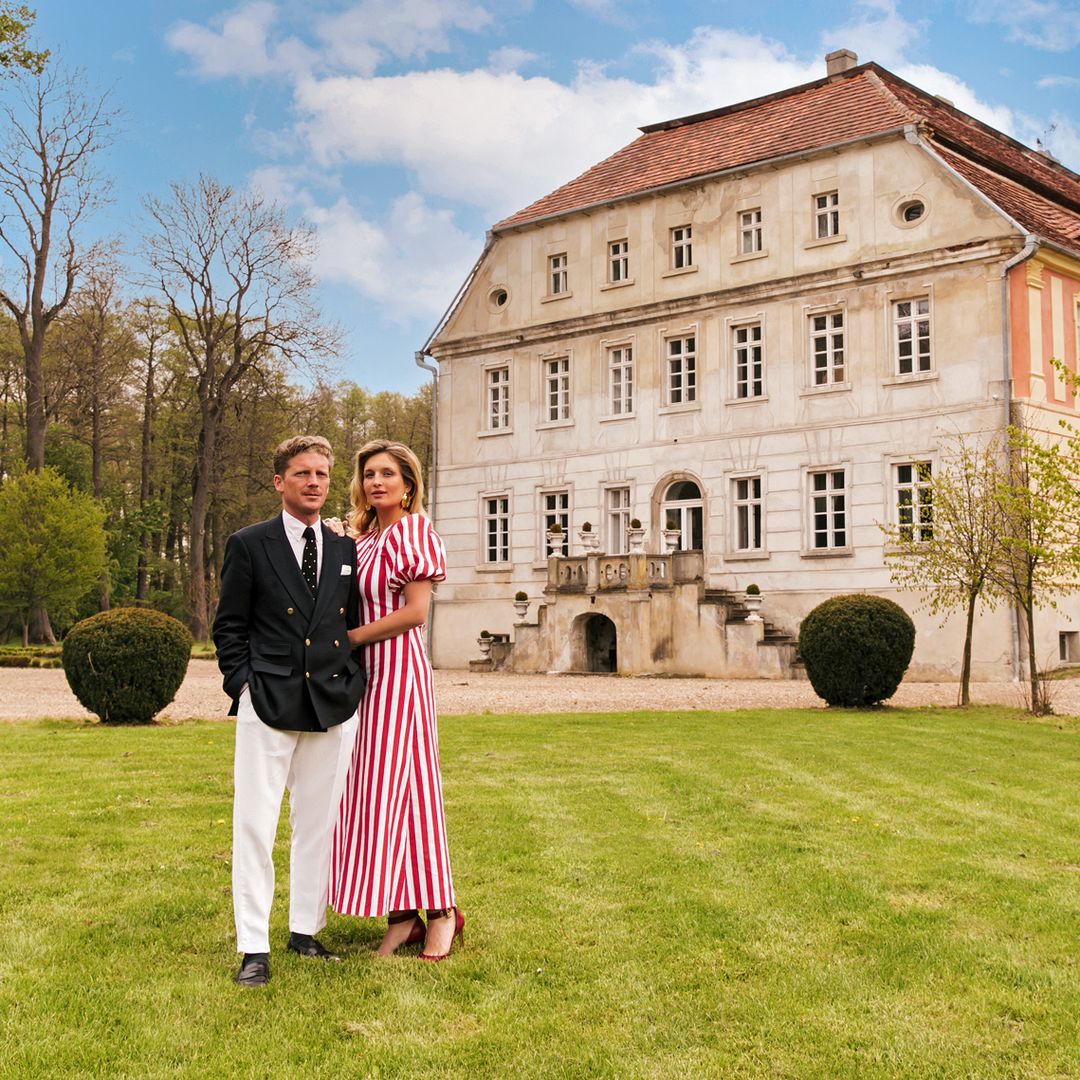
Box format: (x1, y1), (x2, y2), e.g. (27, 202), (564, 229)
(2, 707), (1080, 1079)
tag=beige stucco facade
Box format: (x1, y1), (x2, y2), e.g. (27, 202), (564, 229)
(425, 130), (1080, 680)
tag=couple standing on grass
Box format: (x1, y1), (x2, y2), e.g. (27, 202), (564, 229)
(212, 434), (462, 988)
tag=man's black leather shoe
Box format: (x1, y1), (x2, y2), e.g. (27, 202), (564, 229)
(235, 952), (270, 987)
(287, 933), (341, 961)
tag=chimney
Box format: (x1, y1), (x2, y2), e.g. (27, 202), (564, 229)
(826, 49), (858, 77)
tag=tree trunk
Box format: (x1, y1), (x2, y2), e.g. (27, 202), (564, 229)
(959, 591), (977, 706)
(135, 342), (155, 604)
(1025, 591), (1041, 714)
(187, 408), (218, 641)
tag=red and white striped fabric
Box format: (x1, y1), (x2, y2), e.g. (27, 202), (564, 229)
(329, 513), (454, 917)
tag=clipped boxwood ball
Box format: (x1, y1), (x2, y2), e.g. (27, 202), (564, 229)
(798, 594), (915, 707)
(62, 608), (193, 724)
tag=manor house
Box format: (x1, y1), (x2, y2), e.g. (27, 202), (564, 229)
(420, 51), (1080, 680)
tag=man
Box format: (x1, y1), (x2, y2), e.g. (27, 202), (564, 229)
(213, 435), (365, 987)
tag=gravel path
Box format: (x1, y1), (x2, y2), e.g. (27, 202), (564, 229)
(2, 663), (1077, 720)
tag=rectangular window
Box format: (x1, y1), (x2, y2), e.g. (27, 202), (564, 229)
(545, 356), (570, 422)
(893, 297), (932, 374)
(549, 253), (568, 295)
(609, 239), (629, 283)
(608, 345), (634, 415)
(606, 486), (631, 555)
(733, 476), (763, 551)
(739, 208), (762, 255)
(666, 335), (697, 405)
(542, 489), (570, 556)
(671, 225), (693, 269)
(896, 461), (933, 542)
(815, 191), (840, 239)
(733, 323), (764, 399)
(809, 310), (845, 386)
(484, 495), (510, 563)
(810, 470), (847, 549)
(486, 365), (509, 430)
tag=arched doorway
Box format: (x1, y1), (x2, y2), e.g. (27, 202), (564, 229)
(660, 479), (704, 550)
(584, 614), (617, 673)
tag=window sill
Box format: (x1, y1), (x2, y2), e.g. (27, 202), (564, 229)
(661, 265), (698, 279)
(800, 381), (852, 397)
(541, 291), (573, 304)
(731, 250), (768, 264)
(800, 547), (854, 559)
(659, 402), (700, 415)
(804, 233), (847, 250)
(882, 371), (937, 387)
(478, 427), (513, 438)
(475, 563), (513, 573)
(535, 419), (574, 431)
(600, 279), (634, 291)
(599, 412), (636, 423)
(725, 549), (770, 561)
(725, 395), (769, 407)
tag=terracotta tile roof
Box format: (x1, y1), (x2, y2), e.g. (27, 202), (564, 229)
(493, 63), (1080, 259)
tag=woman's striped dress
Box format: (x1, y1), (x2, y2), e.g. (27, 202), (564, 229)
(328, 513), (454, 916)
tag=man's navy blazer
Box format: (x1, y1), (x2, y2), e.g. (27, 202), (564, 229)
(212, 514), (366, 731)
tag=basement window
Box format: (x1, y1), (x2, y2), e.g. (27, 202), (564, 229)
(1060, 631), (1079, 663)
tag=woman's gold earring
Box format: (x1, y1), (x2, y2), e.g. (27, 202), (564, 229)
(400, 492), (411, 509)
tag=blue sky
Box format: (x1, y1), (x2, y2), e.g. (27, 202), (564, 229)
(32, 0), (1080, 393)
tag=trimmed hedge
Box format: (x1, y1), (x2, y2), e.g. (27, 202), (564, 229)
(798, 594), (915, 707)
(62, 608), (193, 724)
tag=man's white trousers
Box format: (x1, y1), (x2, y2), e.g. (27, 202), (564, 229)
(232, 690), (358, 954)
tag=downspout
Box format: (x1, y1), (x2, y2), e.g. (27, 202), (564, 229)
(1000, 235), (1041, 683)
(906, 123), (1040, 684)
(414, 233), (496, 661)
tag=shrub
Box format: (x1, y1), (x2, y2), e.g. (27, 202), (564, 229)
(514, 591), (528, 602)
(745, 583), (760, 595)
(580, 521), (592, 532)
(665, 517), (679, 530)
(62, 608), (193, 724)
(479, 629), (492, 638)
(629, 518), (642, 530)
(798, 594), (915, 707)
(547, 522), (562, 534)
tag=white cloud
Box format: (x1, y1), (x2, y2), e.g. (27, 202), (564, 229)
(314, 0), (492, 75)
(292, 29), (820, 216)
(966, 0), (1080, 52)
(306, 192), (478, 324)
(166, 1), (315, 79)
(821, 0), (925, 68)
(1038, 74), (1080, 88)
(891, 64), (1018, 134)
(487, 46), (538, 74)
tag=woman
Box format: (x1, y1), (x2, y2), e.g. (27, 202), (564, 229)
(327, 439), (463, 960)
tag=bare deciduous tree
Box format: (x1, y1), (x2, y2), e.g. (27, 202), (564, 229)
(142, 175), (337, 639)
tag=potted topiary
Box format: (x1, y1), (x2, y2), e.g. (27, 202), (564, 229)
(545, 520), (566, 556)
(627, 517), (646, 553)
(578, 520), (599, 552)
(662, 516), (682, 554)
(743, 582), (763, 621)
(477, 629), (492, 657)
(513, 590), (529, 621)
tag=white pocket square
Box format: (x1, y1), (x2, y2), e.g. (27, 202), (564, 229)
(340, 564), (353, 575)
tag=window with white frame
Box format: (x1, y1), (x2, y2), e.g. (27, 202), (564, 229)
(671, 225), (693, 269)
(733, 323), (764, 399)
(809, 310), (845, 386)
(541, 489), (570, 556)
(486, 365), (510, 430)
(896, 461), (933, 542)
(666, 335), (697, 405)
(608, 239), (629, 283)
(606, 486), (631, 554)
(809, 469), (847, 550)
(544, 356), (570, 422)
(661, 480), (704, 550)
(483, 495), (510, 563)
(814, 191), (840, 239)
(549, 253), (568, 295)
(608, 344), (634, 415)
(893, 296), (932, 375)
(733, 475), (763, 552)
(739, 208), (762, 255)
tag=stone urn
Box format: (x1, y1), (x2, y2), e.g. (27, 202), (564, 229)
(578, 524), (600, 552)
(512, 594), (530, 623)
(743, 587), (763, 623)
(477, 633), (492, 657)
(661, 526), (682, 554)
(627, 524), (646, 554)
(545, 527), (566, 556)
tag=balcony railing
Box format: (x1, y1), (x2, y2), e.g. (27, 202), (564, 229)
(547, 550), (703, 593)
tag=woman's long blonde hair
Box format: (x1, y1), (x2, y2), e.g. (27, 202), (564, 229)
(347, 439), (426, 534)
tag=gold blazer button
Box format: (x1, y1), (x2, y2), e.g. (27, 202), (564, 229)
(339, 607), (345, 615)
(334, 640), (340, 648)
(287, 607), (294, 615)
(305, 671), (311, 678)
(305, 638), (311, 647)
